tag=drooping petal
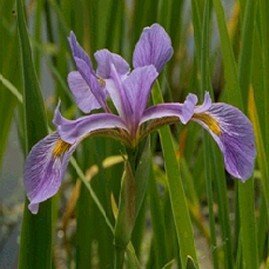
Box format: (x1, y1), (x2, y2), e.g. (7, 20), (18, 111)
(24, 132), (75, 214)
(67, 71), (102, 113)
(74, 57), (107, 110)
(192, 103), (256, 180)
(68, 31), (93, 72)
(140, 93), (197, 125)
(53, 104), (128, 144)
(94, 49), (130, 78)
(123, 65), (158, 126)
(133, 23), (174, 72)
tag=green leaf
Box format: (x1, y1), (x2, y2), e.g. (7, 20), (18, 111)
(149, 161), (168, 267)
(16, 0), (52, 268)
(186, 255), (198, 269)
(70, 155), (141, 267)
(258, 0), (269, 155)
(212, 0), (242, 106)
(238, 0), (257, 107)
(213, 1), (259, 268)
(248, 87), (269, 259)
(0, 1), (21, 170)
(152, 82), (198, 268)
(237, 1), (259, 268)
(200, 2), (219, 268)
(0, 73), (23, 103)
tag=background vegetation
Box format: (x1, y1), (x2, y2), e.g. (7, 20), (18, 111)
(0, 0), (268, 268)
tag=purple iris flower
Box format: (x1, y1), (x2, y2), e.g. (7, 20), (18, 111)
(24, 24), (256, 214)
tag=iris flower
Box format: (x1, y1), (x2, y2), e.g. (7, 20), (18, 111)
(24, 24), (256, 214)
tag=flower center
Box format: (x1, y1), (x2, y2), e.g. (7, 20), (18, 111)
(52, 139), (71, 157)
(193, 113), (222, 135)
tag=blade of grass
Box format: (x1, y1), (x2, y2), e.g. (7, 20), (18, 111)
(131, 198), (147, 258)
(238, 0), (257, 109)
(0, 1), (21, 170)
(191, 0), (202, 61)
(105, 0), (125, 52)
(149, 160), (168, 267)
(193, 1), (234, 267)
(254, 0), (269, 261)
(71, 154), (141, 267)
(152, 81), (198, 268)
(199, 2), (219, 268)
(212, 0), (242, 104)
(213, 1), (259, 268)
(33, 0), (44, 75)
(211, 145), (234, 269)
(129, 0), (159, 59)
(16, 0), (52, 268)
(248, 87), (269, 255)
(0, 73), (23, 103)
(237, 1), (259, 268)
(71, 157), (114, 232)
(0, 88), (17, 168)
(157, 0), (172, 29)
(258, 0), (269, 155)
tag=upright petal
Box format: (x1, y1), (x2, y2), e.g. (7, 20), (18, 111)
(133, 23), (174, 72)
(68, 31), (93, 71)
(109, 63), (133, 120)
(181, 93), (198, 123)
(140, 93), (197, 125)
(123, 65), (158, 126)
(94, 49), (130, 78)
(74, 57), (107, 110)
(24, 132), (75, 214)
(67, 71), (102, 113)
(192, 103), (256, 180)
(194, 92), (212, 113)
(53, 105), (128, 144)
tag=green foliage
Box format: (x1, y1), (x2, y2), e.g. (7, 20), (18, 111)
(16, 0), (52, 268)
(1, 0), (268, 268)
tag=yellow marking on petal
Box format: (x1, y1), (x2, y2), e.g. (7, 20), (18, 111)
(98, 77), (106, 87)
(193, 113), (222, 135)
(52, 139), (71, 157)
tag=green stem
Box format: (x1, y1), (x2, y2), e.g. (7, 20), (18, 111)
(113, 140), (151, 268)
(126, 146), (137, 172)
(113, 148), (137, 269)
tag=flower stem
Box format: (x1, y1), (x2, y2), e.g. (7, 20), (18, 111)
(113, 148), (136, 269)
(113, 140), (150, 268)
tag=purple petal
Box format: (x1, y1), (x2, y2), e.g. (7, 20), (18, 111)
(109, 64), (133, 120)
(67, 71), (102, 113)
(68, 31), (93, 72)
(193, 103), (256, 180)
(94, 49), (130, 78)
(24, 132), (75, 214)
(53, 105), (128, 144)
(194, 92), (212, 113)
(140, 93), (197, 125)
(123, 65), (158, 126)
(181, 94), (198, 123)
(133, 23), (174, 72)
(140, 103), (185, 125)
(74, 57), (107, 110)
